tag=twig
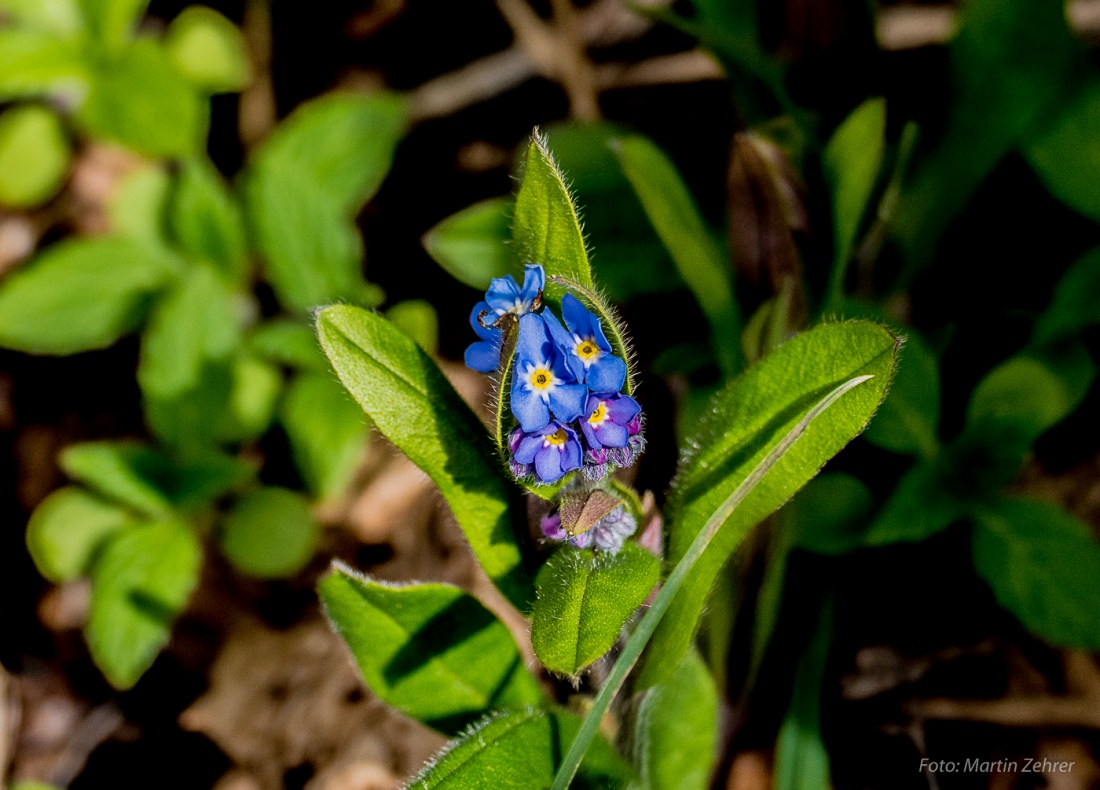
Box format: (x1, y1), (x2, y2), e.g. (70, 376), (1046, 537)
(594, 50), (724, 90)
(549, 0), (601, 120)
(911, 697), (1100, 729)
(239, 0), (276, 149)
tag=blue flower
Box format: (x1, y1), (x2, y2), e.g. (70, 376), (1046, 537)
(579, 392), (641, 450)
(465, 264), (545, 373)
(513, 421), (583, 483)
(543, 293), (626, 393)
(486, 264), (544, 318)
(511, 313), (588, 432)
(464, 301), (502, 372)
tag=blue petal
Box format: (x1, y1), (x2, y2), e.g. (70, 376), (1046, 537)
(586, 354), (626, 393)
(549, 382), (588, 424)
(534, 447), (564, 483)
(561, 293), (595, 338)
(561, 440), (583, 473)
(511, 378), (551, 432)
(515, 313), (552, 367)
(541, 310), (584, 382)
(468, 301), (498, 341)
(591, 313), (613, 353)
(485, 274), (522, 312)
(515, 433), (545, 464)
(593, 421), (629, 449)
(465, 340), (500, 372)
(521, 264), (545, 300)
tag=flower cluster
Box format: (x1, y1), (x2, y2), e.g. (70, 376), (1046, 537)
(465, 264), (644, 486)
(540, 507), (636, 552)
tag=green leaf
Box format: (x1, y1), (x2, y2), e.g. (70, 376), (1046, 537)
(248, 319), (329, 372)
(222, 355), (281, 441)
(144, 361), (234, 451)
(773, 598), (833, 790)
(407, 707), (627, 790)
(861, 330), (939, 458)
(26, 487), (138, 582)
(423, 197), (515, 290)
(862, 456), (969, 546)
(82, 0), (149, 51)
(320, 564), (542, 735)
(0, 105), (70, 207)
(974, 498), (1100, 650)
(785, 473), (874, 556)
(244, 159), (364, 312)
(164, 6), (250, 94)
(0, 29), (88, 100)
(251, 91), (406, 215)
(0, 237), (177, 354)
(78, 39), (207, 157)
(967, 352), (1093, 445)
(0, 0), (83, 35)
(219, 487), (317, 578)
(61, 441), (254, 514)
(108, 164), (171, 248)
(385, 299), (439, 355)
(614, 135), (740, 375)
(1026, 80), (1100, 223)
(9, 781), (63, 790)
(630, 648), (718, 790)
(641, 321), (898, 687)
(86, 520), (201, 688)
(513, 133), (592, 296)
(170, 157), (249, 281)
(530, 544), (660, 677)
(316, 305), (532, 608)
(1033, 246), (1100, 346)
(280, 372), (368, 501)
(138, 264), (240, 398)
(823, 97), (885, 309)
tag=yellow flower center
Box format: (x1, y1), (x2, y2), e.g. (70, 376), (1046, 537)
(529, 368), (553, 389)
(588, 401), (608, 426)
(575, 339), (600, 362)
(545, 428), (569, 446)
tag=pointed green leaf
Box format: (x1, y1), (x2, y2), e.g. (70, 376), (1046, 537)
(320, 564), (542, 735)
(0, 237), (178, 355)
(165, 5), (250, 94)
(280, 371), (368, 501)
(1033, 247), (1100, 346)
(641, 321), (898, 687)
(248, 319), (329, 372)
(108, 164), (171, 249)
(785, 473), (873, 555)
(316, 305), (532, 608)
(26, 487), (139, 582)
(423, 197), (515, 289)
(631, 648), (718, 790)
(170, 157), (249, 281)
(0, 29), (87, 100)
(407, 707), (628, 790)
(220, 487), (317, 579)
(0, 105), (70, 208)
(86, 520), (201, 688)
(385, 298), (438, 355)
(82, 0), (149, 51)
(1026, 80), (1100, 223)
(862, 330), (939, 458)
(530, 544), (660, 677)
(513, 134), (592, 294)
(615, 134), (740, 375)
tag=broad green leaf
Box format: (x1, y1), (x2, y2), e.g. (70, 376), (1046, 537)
(26, 487), (138, 582)
(220, 487), (317, 578)
(0, 29), (87, 100)
(320, 565), (542, 734)
(785, 473), (874, 555)
(86, 520), (201, 688)
(61, 441), (253, 514)
(974, 498), (1100, 650)
(144, 361), (234, 451)
(0, 0), (82, 35)
(244, 160), (363, 312)
(9, 781), (63, 790)
(170, 157), (248, 281)
(78, 39), (207, 157)
(164, 6), (250, 94)
(280, 372), (368, 501)
(250, 91), (406, 215)
(823, 98), (885, 308)
(222, 355), (281, 441)
(861, 330), (939, 458)
(316, 305), (532, 608)
(513, 134), (592, 295)
(0, 237), (177, 354)
(82, 0), (149, 51)
(1026, 80), (1100, 223)
(407, 707), (627, 790)
(894, 0), (1082, 269)
(630, 649), (718, 790)
(774, 598), (833, 790)
(530, 544), (660, 676)
(0, 105), (70, 207)
(385, 299), (438, 355)
(862, 456), (969, 546)
(108, 164), (171, 248)
(615, 135), (740, 375)
(1033, 247), (1100, 346)
(138, 264), (240, 398)
(248, 319), (329, 372)
(641, 321), (898, 687)
(422, 197), (515, 289)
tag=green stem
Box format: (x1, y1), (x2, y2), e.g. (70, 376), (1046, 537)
(549, 373), (874, 789)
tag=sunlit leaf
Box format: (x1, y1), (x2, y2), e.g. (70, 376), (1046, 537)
(165, 6), (250, 93)
(422, 197), (515, 290)
(26, 487), (139, 582)
(0, 104), (70, 207)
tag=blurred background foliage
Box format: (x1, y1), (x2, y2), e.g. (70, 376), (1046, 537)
(2, 0), (1100, 788)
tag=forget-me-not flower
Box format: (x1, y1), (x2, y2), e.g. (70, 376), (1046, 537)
(465, 264), (546, 373)
(464, 301), (502, 372)
(512, 421), (584, 483)
(579, 392), (642, 451)
(544, 293), (626, 393)
(510, 313), (588, 432)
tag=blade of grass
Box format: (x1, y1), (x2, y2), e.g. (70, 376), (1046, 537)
(549, 373), (874, 790)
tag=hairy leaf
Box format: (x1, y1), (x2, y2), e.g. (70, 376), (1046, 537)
(862, 329), (939, 458)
